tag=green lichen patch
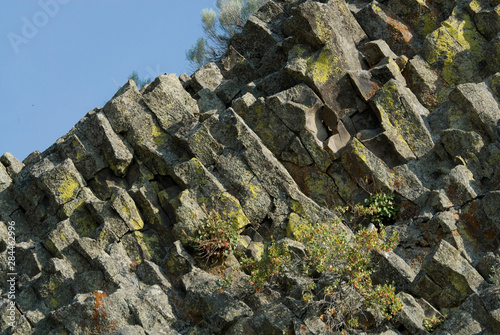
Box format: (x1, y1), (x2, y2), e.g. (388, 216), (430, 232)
(306, 47), (344, 85)
(57, 173), (82, 203)
(38, 159), (86, 208)
(341, 138), (396, 194)
(371, 80), (434, 158)
(423, 9), (487, 86)
(217, 192), (250, 231)
(151, 123), (167, 146)
(111, 190), (145, 231)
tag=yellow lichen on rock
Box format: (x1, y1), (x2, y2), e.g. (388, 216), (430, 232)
(307, 48), (343, 85)
(218, 192), (250, 230)
(424, 10), (487, 86)
(111, 190), (145, 231)
(151, 123), (167, 146)
(57, 172), (81, 204)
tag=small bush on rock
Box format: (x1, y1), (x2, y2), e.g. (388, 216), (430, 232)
(364, 192), (398, 226)
(298, 220), (401, 333)
(424, 316), (445, 332)
(489, 257), (500, 285)
(239, 240), (291, 291)
(237, 197), (401, 333)
(190, 204), (240, 263)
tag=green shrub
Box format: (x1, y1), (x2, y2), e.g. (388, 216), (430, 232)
(239, 240), (291, 291)
(190, 204), (240, 263)
(364, 192), (398, 225)
(237, 196), (402, 333)
(490, 257), (500, 285)
(297, 219), (401, 333)
(424, 316), (445, 332)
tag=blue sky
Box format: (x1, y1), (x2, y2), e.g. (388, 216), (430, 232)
(1, 0), (214, 161)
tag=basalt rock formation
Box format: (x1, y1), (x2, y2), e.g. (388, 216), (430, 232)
(2, 0), (500, 334)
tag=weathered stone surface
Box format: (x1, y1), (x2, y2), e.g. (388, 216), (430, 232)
(84, 112), (134, 177)
(285, 43), (359, 119)
(394, 292), (428, 335)
(434, 310), (483, 335)
(359, 129), (415, 166)
(125, 284), (176, 331)
(213, 150), (273, 224)
(426, 189), (454, 212)
(0, 152), (24, 178)
(215, 78), (242, 103)
(341, 138), (428, 203)
(190, 62), (223, 92)
(423, 210), (464, 251)
(181, 268), (253, 332)
(370, 57), (407, 86)
(486, 35), (500, 74)
(403, 55), (451, 110)
(467, 0), (500, 41)
(218, 45), (258, 84)
(121, 230), (165, 264)
(162, 240), (195, 281)
(16, 241), (43, 279)
(349, 69), (382, 101)
(0, 298), (32, 334)
(111, 189), (145, 231)
(57, 132), (105, 180)
(370, 79), (434, 158)
(372, 250), (417, 292)
(103, 80), (167, 159)
(388, 0), (452, 41)
(476, 285), (500, 333)
(443, 165), (478, 206)
(136, 259), (172, 290)
(42, 219), (80, 258)
(231, 15), (280, 69)
(449, 81), (500, 141)
(420, 240), (485, 307)
(179, 72), (191, 88)
(159, 187), (203, 245)
(266, 84), (331, 171)
(354, 1), (418, 56)
(362, 39), (398, 67)
(256, 69), (298, 96)
(284, 0), (366, 51)
(422, 9), (488, 87)
(456, 199), (499, 263)
(35, 158), (86, 207)
(129, 180), (171, 233)
(0, 163), (11, 192)
(142, 74), (199, 136)
(203, 108), (333, 226)
(233, 93), (296, 157)
(196, 88), (226, 117)
(441, 129), (484, 159)
(483, 190), (500, 230)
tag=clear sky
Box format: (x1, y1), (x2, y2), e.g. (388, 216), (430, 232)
(1, 0), (215, 161)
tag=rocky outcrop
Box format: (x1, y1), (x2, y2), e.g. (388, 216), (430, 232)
(2, 0), (500, 333)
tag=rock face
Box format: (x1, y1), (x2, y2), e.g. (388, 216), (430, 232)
(2, 0), (500, 334)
